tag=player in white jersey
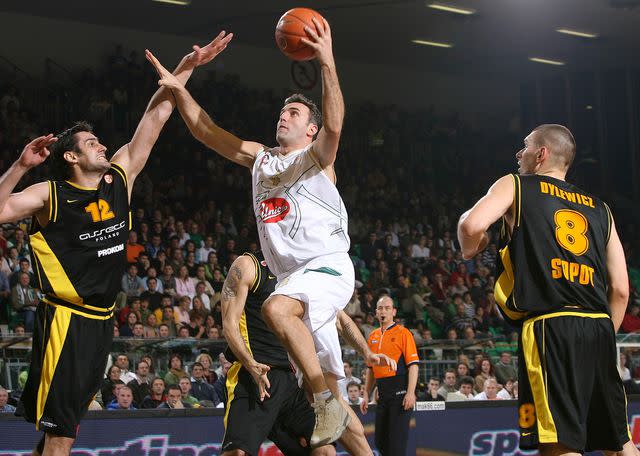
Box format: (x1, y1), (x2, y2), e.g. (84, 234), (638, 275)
(146, 19), (371, 447)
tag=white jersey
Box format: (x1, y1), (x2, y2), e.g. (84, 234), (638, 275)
(252, 144), (350, 278)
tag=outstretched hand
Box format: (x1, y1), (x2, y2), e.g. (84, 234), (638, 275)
(18, 134), (57, 169)
(300, 18), (334, 65)
(145, 50), (185, 91)
(185, 31), (234, 69)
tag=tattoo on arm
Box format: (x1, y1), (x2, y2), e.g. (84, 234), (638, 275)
(222, 265), (242, 301)
(342, 319), (367, 355)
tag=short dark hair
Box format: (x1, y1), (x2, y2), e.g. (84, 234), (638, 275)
(532, 124), (576, 169)
(50, 121), (94, 180)
(346, 381), (360, 390)
(460, 376), (475, 386)
(191, 362), (204, 372)
(283, 93), (322, 129)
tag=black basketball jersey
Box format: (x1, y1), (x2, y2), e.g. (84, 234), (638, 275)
(494, 174), (611, 324)
(29, 164), (130, 319)
(224, 251), (290, 368)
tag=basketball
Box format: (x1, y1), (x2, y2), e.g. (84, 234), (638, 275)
(275, 7), (325, 61)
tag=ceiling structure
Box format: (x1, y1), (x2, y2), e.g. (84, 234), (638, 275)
(1, 0), (639, 78)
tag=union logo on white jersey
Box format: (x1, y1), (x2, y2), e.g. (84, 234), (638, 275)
(252, 144), (350, 278)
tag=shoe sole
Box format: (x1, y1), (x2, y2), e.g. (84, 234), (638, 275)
(310, 411), (352, 448)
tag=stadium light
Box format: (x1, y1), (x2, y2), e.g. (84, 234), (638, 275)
(556, 28), (598, 39)
(412, 39), (454, 48)
(529, 57), (565, 66)
(427, 3), (476, 15)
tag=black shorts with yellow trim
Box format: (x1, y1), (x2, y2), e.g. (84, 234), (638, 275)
(517, 310), (630, 452)
(222, 363), (315, 455)
(16, 300), (114, 438)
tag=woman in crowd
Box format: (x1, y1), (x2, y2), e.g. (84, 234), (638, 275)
(164, 354), (188, 386)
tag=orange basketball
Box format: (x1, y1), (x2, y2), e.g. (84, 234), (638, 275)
(275, 7), (325, 61)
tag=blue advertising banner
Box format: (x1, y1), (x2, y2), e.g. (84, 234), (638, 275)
(2, 400), (640, 455)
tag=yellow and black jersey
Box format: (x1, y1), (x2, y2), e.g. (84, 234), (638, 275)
(495, 174), (611, 324)
(29, 163), (130, 319)
(224, 251), (291, 369)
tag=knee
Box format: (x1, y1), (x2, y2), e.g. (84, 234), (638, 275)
(222, 450), (247, 456)
(261, 297), (281, 326)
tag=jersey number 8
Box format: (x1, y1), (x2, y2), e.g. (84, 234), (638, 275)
(554, 209), (589, 256)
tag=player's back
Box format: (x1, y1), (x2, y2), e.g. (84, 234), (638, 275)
(495, 174), (611, 322)
(251, 145), (350, 278)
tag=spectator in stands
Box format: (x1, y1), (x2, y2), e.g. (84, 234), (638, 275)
(450, 302), (474, 337)
(143, 313), (159, 338)
(159, 385), (191, 409)
(194, 265), (215, 298)
(190, 362), (218, 405)
(447, 376), (475, 401)
(126, 231), (145, 264)
(175, 377), (198, 406)
(186, 309), (206, 338)
(213, 355), (232, 404)
(119, 311), (139, 337)
(146, 234), (164, 259)
(8, 228), (29, 259)
(131, 322), (145, 338)
(177, 326), (191, 338)
(164, 354), (188, 386)
(344, 283), (365, 319)
(127, 360), (151, 406)
(493, 352), (517, 385)
(204, 252), (220, 282)
(345, 382), (364, 405)
(158, 323), (171, 338)
(497, 378), (515, 399)
(474, 378), (501, 401)
(160, 265), (177, 298)
(107, 385), (136, 409)
(337, 361), (362, 398)
(141, 276), (163, 311)
(207, 326), (221, 340)
(455, 362), (471, 386)
(141, 378), (166, 409)
(621, 304), (640, 333)
(116, 354), (137, 384)
(119, 297), (142, 326)
(437, 369), (457, 398)
(195, 352), (217, 384)
(174, 295), (191, 327)
(423, 378), (445, 401)
(474, 358), (495, 394)
(9, 258), (35, 287)
(0, 269), (10, 318)
(141, 355), (156, 377)
(197, 236), (216, 263)
(121, 264), (144, 298)
(100, 366), (121, 406)
(11, 271), (38, 332)
(0, 386), (16, 412)
(194, 282), (211, 310)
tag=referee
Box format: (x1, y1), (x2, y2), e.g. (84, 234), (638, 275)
(361, 296), (419, 455)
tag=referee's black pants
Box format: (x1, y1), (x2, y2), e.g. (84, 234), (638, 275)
(375, 396), (412, 455)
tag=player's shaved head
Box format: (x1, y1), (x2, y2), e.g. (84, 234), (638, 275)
(532, 124), (576, 170)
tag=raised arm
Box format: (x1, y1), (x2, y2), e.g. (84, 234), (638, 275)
(0, 135), (57, 224)
(220, 255), (271, 400)
(457, 174), (515, 259)
(111, 32), (234, 188)
(605, 216), (629, 332)
(145, 50), (262, 169)
(303, 18), (344, 170)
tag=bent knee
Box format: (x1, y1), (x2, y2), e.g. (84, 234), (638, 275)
(262, 295), (304, 322)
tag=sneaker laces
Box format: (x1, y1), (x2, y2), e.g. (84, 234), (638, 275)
(313, 399), (329, 432)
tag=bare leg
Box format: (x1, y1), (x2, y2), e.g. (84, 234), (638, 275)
(603, 440), (640, 456)
(324, 373), (373, 456)
(221, 451), (246, 456)
(310, 445), (336, 455)
(42, 434), (74, 456)
(262, 295), (328, 394)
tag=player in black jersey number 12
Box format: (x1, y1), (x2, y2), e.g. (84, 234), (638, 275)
(457, 124), (636, 456)
(0, 32), (232, 456)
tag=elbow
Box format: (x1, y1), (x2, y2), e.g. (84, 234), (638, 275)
(611, 284), (630, 304)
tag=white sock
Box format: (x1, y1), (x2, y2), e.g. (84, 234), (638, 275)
(313, 389), (332, 403)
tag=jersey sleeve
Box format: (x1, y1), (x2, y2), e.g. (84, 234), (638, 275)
(402, 328), (420, 367)
(110, 163), (129, 194)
